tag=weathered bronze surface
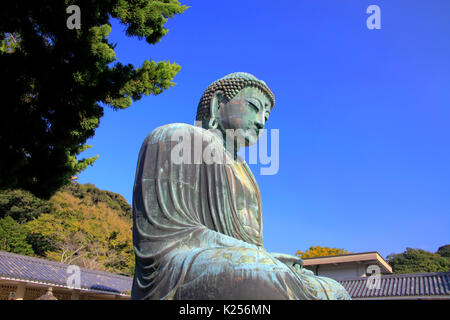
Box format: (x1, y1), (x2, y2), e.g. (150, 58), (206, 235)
(131, 72), (351, 300)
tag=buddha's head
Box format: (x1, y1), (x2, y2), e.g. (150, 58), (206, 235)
(196, 72), (275, 147)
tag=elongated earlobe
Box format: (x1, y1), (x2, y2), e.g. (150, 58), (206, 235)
(207, 90), (225, 129)
(208, 118), (218, 129)
(210, 91), (224, 118)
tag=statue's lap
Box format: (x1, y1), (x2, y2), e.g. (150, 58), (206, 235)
(162, 246), (348, 300)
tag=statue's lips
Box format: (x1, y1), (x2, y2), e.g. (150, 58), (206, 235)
(241, 128), (262, 144)
(227, 127), (262, 144)
(252, 127), (264, 139)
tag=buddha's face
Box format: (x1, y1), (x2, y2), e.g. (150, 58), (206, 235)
(213, 87), (272, 146)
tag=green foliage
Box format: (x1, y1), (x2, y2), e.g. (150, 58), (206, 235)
(0, 33), (21, 53)
(296, 246), (352, 258)
(64, 183), (131, 218)
(437, 245), (450, 258)
(0, 182), (134, 276)
(26, 232), (55, 256)
(0, 1), (187, 198)
(387, 248), (450, 274)
(0, 189), (51, 223)
(0, 216), (34, 255)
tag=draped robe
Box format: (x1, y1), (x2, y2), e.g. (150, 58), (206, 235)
(131, 123), (350, 300)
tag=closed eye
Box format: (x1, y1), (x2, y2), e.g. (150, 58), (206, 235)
(247, 100), (260, 111)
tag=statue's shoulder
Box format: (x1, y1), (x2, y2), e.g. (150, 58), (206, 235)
(143, 123), (206, 144)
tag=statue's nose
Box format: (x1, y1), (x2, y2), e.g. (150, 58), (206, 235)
(255, 111), (265, 129)
(255, 120), (264, 130)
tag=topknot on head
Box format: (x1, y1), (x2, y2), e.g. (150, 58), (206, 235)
(218, 72), (261, 82)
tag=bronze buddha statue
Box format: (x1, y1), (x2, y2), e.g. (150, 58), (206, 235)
(131, 72), (351, 300)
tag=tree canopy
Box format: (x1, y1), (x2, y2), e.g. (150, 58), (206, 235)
(0, 189), (52, 223)
(0, 1), (187, 198)
(0, 216), (34, 255)
(387, 247), (450, 274)
(0, 183), (134, 276)
(296, 246), (352, 258)
(437, 245), (450, 258)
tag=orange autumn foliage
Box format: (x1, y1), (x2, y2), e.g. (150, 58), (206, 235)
(296, 246), (351, 259)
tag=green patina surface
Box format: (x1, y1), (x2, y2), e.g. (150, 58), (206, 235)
(131, 72), (351, 300)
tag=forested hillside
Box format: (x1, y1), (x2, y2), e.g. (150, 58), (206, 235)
(0, 183), (134, 276)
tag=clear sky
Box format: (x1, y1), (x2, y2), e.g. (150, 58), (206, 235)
(77, 0), (450, 259)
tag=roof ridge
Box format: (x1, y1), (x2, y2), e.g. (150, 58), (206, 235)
(338, 271), (450, 282)
(302, 251), (380, 259)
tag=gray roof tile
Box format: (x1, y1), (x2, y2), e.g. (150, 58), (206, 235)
(339, 272), (450, 298)
(0, 251), (132, 295)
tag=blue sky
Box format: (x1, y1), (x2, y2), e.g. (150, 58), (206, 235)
(77, 0), (450, 258)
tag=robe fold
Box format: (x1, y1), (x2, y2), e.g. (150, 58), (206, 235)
(131, 123), (350, 300)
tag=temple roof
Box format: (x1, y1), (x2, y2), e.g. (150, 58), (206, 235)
(339, 272), (450, 299)
(0, 251), (132, 296)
